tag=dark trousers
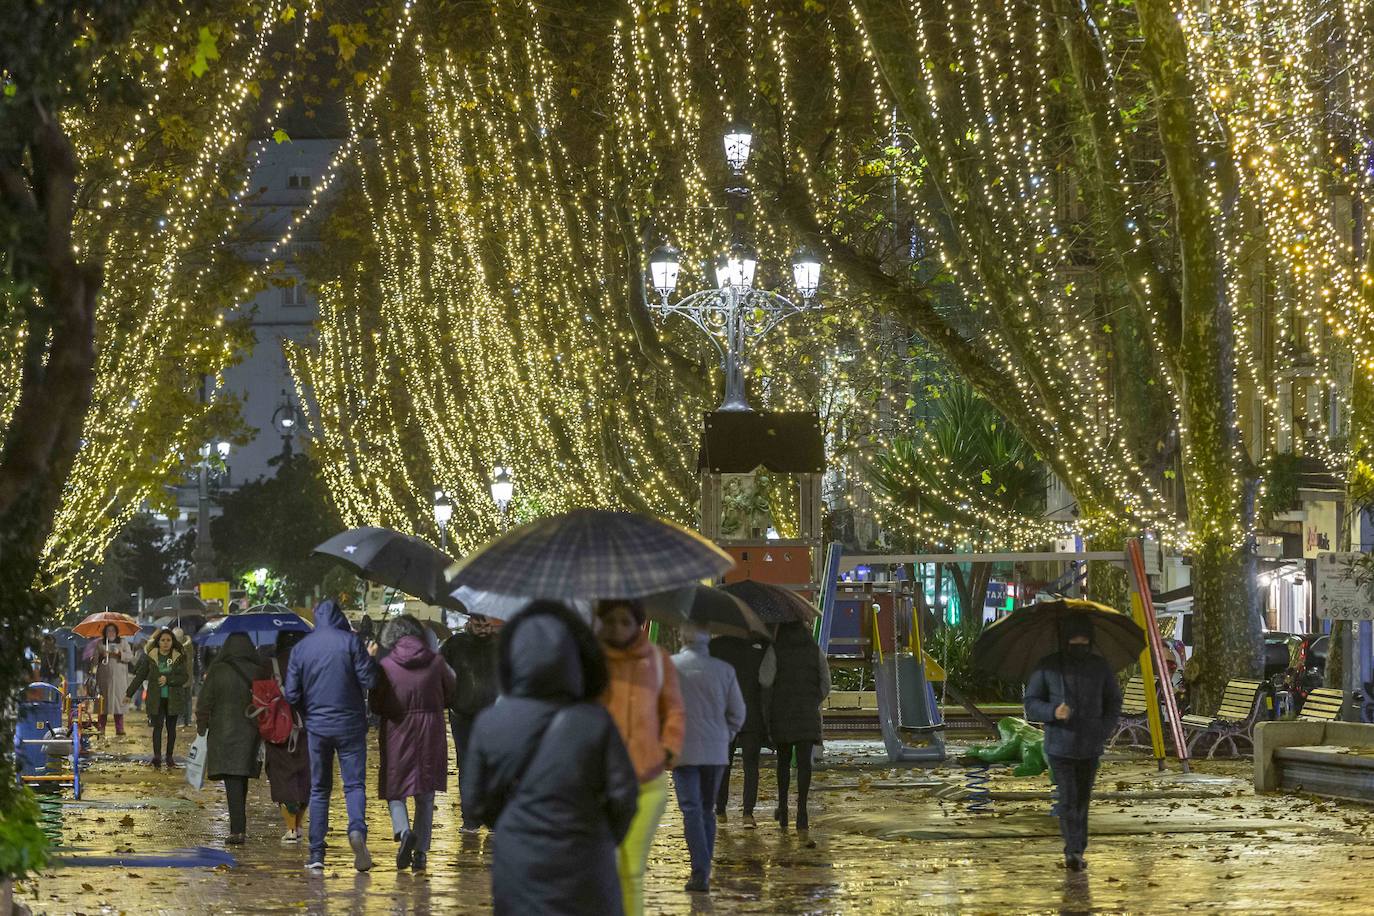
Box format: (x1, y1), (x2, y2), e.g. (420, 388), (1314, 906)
(224, 775), (249, 836)
(1046, 754), (1101, 856)
(151, 713), (178, 761)
(307, 732), (368, 860)
(715, 734), (762, 816)
(673, 765), (726, 884)
(775, 741), (814, 825)
(449, 711), (477, 828)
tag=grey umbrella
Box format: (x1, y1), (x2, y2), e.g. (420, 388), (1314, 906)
(721, 580), (819, 624)
(148, 593), (207, 616)
(445, 508), (735, 601)
(314, 526), (462, 609)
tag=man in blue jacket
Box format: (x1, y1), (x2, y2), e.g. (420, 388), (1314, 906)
(1023, 614), (1122, 872)
(285, 599), (380, 871)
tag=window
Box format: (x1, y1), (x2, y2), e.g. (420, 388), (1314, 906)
(282, 283), (310, 307)
(287, 172), (312, 190)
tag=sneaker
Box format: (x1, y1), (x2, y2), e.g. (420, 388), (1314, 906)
(684, 877), (710, 893)
(281, 830), (301, 845)
(349, 830), (373, 872)
(226, 834), (245, 846)
(742, 814), (757, 828)
(395, 829), (416, 870)
(459, 825), (482, 835)
(411, 852), (427, 873)
(306, 858), (325, 871)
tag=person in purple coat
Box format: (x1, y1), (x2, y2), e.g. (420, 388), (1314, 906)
(371, 615), (456, 872)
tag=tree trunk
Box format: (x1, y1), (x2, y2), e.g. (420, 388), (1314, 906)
(1189, 530), (1263, 711)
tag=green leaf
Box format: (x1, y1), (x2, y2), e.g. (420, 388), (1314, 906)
(980, 469), (992, 485)
(2, 83), (14, 97)
(281, 4), (297, 22)
(1163, 469), (1176, 480)
(273, 128), (291, 144)
(191, 26), (220, 78)
(905, 397), (917, 409)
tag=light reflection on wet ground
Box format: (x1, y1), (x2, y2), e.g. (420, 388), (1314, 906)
(19, 726), (1374, 914)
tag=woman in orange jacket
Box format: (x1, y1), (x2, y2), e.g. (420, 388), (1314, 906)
(596, 599), (685, 916)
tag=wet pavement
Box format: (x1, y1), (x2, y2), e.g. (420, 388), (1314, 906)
(17, 723), (1374, 914)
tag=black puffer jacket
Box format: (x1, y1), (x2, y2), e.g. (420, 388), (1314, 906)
(463, 603), (639, 916)
(766, 622), (829, 745)
(441, 630), (501, 717)
(1025, 650), (1123, 759)
(710, 635), (768, 741)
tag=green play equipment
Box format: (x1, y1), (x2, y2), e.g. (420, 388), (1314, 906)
(965, 716), (1048, 777)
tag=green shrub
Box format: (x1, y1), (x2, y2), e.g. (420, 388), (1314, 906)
(927, 621), (1021, 703)
(0, 788), (50, 879)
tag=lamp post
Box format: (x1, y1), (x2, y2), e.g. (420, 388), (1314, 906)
(192, 438), (231, 584)
(271, 389), (300, 458)
(645, 123), (823, 412)
(490, 467), (514, 529)
(433, 489), (454, 550)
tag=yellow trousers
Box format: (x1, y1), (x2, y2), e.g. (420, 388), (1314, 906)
(616, 773), (668, 916)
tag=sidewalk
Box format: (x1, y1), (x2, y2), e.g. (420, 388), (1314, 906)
(18, 722), (1374, 914)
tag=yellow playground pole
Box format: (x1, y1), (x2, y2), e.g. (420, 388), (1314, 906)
(1129, 590), (1168, 767)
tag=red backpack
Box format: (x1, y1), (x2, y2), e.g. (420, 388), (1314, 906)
(247, 659), (299, 748)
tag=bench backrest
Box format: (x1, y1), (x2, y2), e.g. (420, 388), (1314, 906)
(1121, 675), (1148, 715)
(1215, 678), (1265, 724)
(1298, 687), (1345, 722)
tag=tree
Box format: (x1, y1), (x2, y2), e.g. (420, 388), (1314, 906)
(211, 453), (342, 605)
(0, 0), (135, 862)
(80, 513), (174, 615)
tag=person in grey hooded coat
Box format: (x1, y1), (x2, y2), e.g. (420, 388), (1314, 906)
(1023, 614), (1123, 871)
(463, 601), (639, 915)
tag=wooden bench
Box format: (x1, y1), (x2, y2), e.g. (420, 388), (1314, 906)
(1297, 687), (1345, 722)
(1181, 678), (1267, 757)
(1110, 675), (1150, 748)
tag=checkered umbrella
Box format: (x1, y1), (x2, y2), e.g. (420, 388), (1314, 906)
(445, 509), (735, 601)
(721, 580), (819, 624)
(314, 526), (462, 609)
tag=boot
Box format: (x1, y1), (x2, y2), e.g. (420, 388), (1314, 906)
(114, 714), (125, 736)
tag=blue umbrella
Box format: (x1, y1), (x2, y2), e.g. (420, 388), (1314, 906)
(194, 611), (312, 647)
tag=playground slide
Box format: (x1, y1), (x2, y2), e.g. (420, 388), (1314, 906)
(874, 653), (947, 763)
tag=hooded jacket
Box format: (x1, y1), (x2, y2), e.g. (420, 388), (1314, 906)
(284, 600), (379, 739)
(601, 632), (685, 783)
(196, 633), (262, 779)
(463, 603), (639, 916)
(372, 634), (456, 799)
(764, 622), (831, 745)
(710, 635), (768, 740)
(1024, 618), (1124, 759)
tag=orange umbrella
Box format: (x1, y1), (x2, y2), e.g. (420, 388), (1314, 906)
(72, 611), (140, 639)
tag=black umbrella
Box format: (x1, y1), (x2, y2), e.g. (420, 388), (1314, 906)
(147, 593), (207, 615)
(971, 597), (1146, 683)
(644, 586), (768, 639)
(314, 526), (461, 610)
(721, 580), (818, 625)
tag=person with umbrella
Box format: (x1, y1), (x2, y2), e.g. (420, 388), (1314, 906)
(761, 620), (830, 832)
(125, 627), (190, 768)
(196, 633), (264, 845)
(596, 599), (685, 916)
(371, 615), (455, 872)
(1022, 613), (1124, 871)
(94, 623), (135, 736)
(441, 612), (502, 833)
(462, 602), (640, 915)
(670, 624), (745, 894)
(709, 631), (769, 826)
(284, 598), (380, 872)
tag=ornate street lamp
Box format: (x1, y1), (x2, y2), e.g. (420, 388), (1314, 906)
(723, 121), (753, 174)
(490, 467), (514, 527)
(433, 489), (454, 549)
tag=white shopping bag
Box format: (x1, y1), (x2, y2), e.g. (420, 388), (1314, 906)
(184, 733), (208, 790)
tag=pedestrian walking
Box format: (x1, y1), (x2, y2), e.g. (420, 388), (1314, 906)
(595, 599), (685, 916)
(259, 630), (311, 844)
(284, 599), (380, 872)
(1023, 614), (1123, 871)
(671, 626), (745, 893)
(372, 615), (455, 872)
(709, 633), (768, 825)
(125, 628), (190, 768)
(441, 612), (501, 832)
(94, 624), (134, 736)
(39, 635), (64, 684)
(761, 621), (830, 831)
(195, 633), (263, 845)
(463, 602), (639, 916)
